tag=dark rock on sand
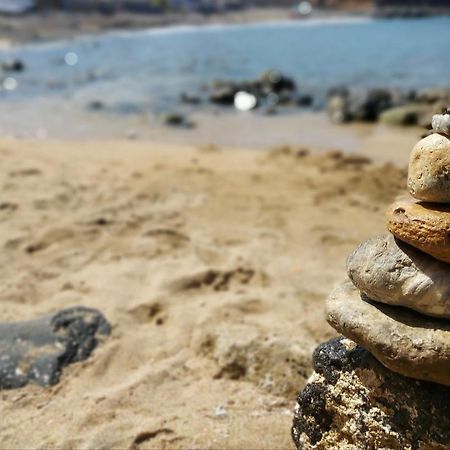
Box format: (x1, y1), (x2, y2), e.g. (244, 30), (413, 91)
(0, 307), (110, 390)
(162, 111), (194, 128)
(292, 337), (450, 450)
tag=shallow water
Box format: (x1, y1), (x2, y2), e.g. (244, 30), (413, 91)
(1, 17), (450, 106)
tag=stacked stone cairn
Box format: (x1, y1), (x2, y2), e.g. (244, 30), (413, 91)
(292, 110), (450, 450)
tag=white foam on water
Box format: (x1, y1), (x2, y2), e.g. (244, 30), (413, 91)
(113, 16), (374, 38)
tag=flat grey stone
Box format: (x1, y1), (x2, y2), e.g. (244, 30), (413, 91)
(327, 282), (450, 386)
(347, 234), (450, 318)
(0, 307), (110, 390)
(292, 337), (450, 450)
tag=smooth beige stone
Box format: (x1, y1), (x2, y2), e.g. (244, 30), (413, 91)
(408, 133), (450, 203)
(327, 282), (450, 386)
(347, 234), (450, 318)
(386, 197), (450, 263)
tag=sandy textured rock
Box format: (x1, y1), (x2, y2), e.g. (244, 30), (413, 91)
(292, 337), (450, 450)
(192, 323), (313, 397)
(432, 112), (450, 136)
(386, 197), (450, 263)
(327, 282), (450, 386)
(347, 234), (450, 317)
(408, 133), (450, 202)
(0, 307), (110, 389)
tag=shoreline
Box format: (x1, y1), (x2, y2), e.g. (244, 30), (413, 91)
(3, 6), (450, 46)
(0, 108), (422, 166)
(0, 7), (369, 45)
(0, 15), (374, 51)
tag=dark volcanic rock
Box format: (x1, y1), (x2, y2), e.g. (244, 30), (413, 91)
(208, 70), (300, 108)
(209, 83), (237, 105)
(0, 307), (110, 390)
(2, 59), (25, 72)
(162, 111), (194, 128)
(259, 69), (296, 94)
(327, 88), (394, 123)
(292, 337), (450, 450)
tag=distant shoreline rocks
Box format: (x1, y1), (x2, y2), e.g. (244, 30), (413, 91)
(53, 62), (448, 131)
(327, 86), (450, 127)
(180, 70), (314, 114)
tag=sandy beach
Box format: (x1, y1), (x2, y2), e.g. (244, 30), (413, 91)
(0, 136), (407, 449)
(1, 9), (447, 447)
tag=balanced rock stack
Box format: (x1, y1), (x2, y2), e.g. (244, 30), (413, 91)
(292, 110), (450, 450)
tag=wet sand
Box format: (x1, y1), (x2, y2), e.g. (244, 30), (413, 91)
(0, 137), (406, 449)
(0, 105), (423, 166)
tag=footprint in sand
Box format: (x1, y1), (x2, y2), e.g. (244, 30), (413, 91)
(128, 301), (168, 326)
(8, 168), (42, 178)
(24, 228), (75, 254)
(0, 202), (18, 212)
(166, 267), (269, 294)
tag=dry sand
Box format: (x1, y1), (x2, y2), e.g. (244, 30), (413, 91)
(0, 138), (406, 449)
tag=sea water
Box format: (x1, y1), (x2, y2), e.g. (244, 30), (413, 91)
(0, 16), (449, 132)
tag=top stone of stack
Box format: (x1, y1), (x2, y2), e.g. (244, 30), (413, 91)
(408, 110), (450, 202)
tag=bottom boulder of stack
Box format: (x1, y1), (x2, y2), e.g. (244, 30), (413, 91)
(292, 338), (450, 450)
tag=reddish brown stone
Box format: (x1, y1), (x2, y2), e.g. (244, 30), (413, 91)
(386, 196), (450, 263)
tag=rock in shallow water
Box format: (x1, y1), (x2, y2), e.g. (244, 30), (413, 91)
(386, 197), (450, 264)
(379, 103), (430, 126)
(408, 133), (450, 203)
(327, 282), (450, 386)
(292, 337), (450, 450)
(347, 234), (450, 318)
(0, 307), (110, 390)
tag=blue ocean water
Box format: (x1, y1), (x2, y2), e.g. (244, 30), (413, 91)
(0, 16), (449, 111)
